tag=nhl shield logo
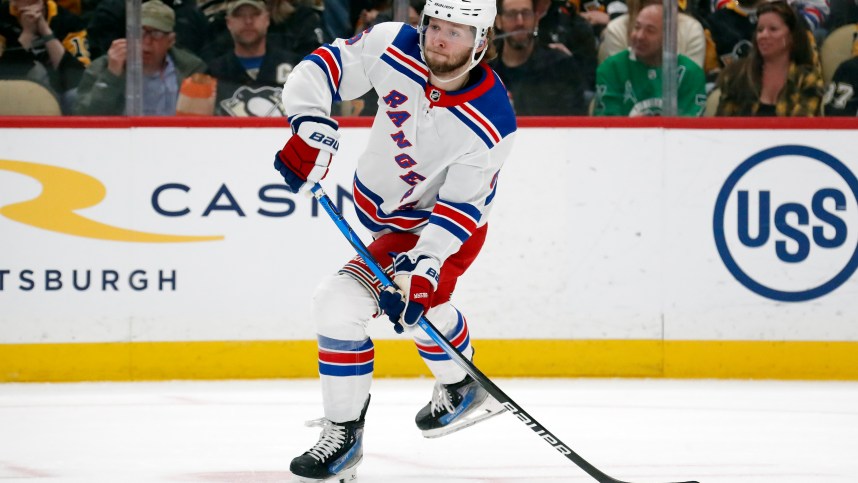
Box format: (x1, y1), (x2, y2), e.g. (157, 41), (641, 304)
(429, 88), (441, 102)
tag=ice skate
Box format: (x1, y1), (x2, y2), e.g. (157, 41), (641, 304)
(415, 374), (506, 438)
(290, 396), (369, 483)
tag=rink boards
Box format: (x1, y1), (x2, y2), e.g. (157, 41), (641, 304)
(1, 118), (857, 381)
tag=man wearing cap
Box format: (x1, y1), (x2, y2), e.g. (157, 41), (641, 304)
(205, 0), (300, 116)
(74, 0), (206, 115)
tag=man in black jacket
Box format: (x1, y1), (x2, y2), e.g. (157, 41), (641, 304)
(489, 0), (587, 115)
(206, 0), (299, 116)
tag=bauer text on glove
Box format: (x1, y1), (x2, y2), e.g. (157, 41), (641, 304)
(273, 115), (340, 193)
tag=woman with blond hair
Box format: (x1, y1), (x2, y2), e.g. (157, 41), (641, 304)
(715, 0), (823, 116)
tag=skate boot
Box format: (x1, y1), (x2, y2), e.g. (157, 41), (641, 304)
(415, 375), (506, 438)
(290, 396), (370, 483)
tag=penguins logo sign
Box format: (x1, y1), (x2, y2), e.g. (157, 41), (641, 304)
(220, 86), (286, 117)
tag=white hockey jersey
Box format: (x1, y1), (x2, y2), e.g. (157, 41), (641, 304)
(281, 22), (517, 264)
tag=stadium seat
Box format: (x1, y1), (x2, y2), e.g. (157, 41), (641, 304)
(0, 80), (62, 116)
(820, 23), (858, 85)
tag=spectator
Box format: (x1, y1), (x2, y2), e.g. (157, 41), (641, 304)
(87, 0), (210, 60)
(266, 0), (330, 58)
(203, 1), (328, 61)
(562, 0), (628, 37)
(823, 54), (858, 114)
(206, 0), (299, 116)
(364, 0), (424, 28)
(0, 0), (89, 110)
(707, 0), (762, 69)
(826, 0), (858, 31)
(0, 41), (55, 97)
(534, 0), (599, 88)
(56, 0), (99, 20)
(489, 0), (588, 115)
(353, 0), (389, 33)
(716, 0), (823, 115)
(74, 0), (206, 115)
(713, 0), (831, 39)
(594, 2), (707, 115)
(322, 0), (352, 39)
(792, 0), (831, 38)
(685, 0), (713, 21)
(598, 0), (708, 68)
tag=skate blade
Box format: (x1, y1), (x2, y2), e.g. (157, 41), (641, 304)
(294, 457), (360, 483)
(421, 399), (508, 439)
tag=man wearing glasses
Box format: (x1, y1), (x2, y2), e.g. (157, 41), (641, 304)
(490, 0), (588, 114)
(74, 0), (206, 115)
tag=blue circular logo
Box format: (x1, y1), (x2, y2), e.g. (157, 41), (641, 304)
(713, 145), (858, 302)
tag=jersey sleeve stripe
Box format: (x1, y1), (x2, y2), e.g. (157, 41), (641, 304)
(430, 200), (480, 238)
(307, 45), (343, 98)
(437, 198), (482, 221)
(428, 215), (471, 242)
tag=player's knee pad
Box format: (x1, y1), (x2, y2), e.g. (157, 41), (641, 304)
(312, 273), (378, 341)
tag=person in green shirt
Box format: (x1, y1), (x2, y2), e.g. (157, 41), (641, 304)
(593, 2), (706, 116)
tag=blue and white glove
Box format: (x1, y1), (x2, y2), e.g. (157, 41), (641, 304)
(378, 252), (440, 334)
(273, 115), (340, 193)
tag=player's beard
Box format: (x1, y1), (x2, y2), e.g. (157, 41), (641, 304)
(425, 46), (473, 75)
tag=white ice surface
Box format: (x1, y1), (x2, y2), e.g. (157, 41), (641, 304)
(0, 378), (856, 482)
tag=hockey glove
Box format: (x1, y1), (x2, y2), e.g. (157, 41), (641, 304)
(379, 252), (440, 333)
(273, 115), (340, 193)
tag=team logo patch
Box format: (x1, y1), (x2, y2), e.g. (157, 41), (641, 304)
(429, 88), (441, 102)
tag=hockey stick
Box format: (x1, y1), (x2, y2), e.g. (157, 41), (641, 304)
(310, 183), (699, 483)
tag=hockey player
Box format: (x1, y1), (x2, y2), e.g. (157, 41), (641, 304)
(271, 0), (517, 481)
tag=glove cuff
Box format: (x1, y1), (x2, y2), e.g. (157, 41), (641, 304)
(393, 253), (440, 292)
(290, 115), (340, 155)
(288, 114), (338, 134)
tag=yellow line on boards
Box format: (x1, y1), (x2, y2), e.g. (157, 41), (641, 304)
(1, 339), (857, 382)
